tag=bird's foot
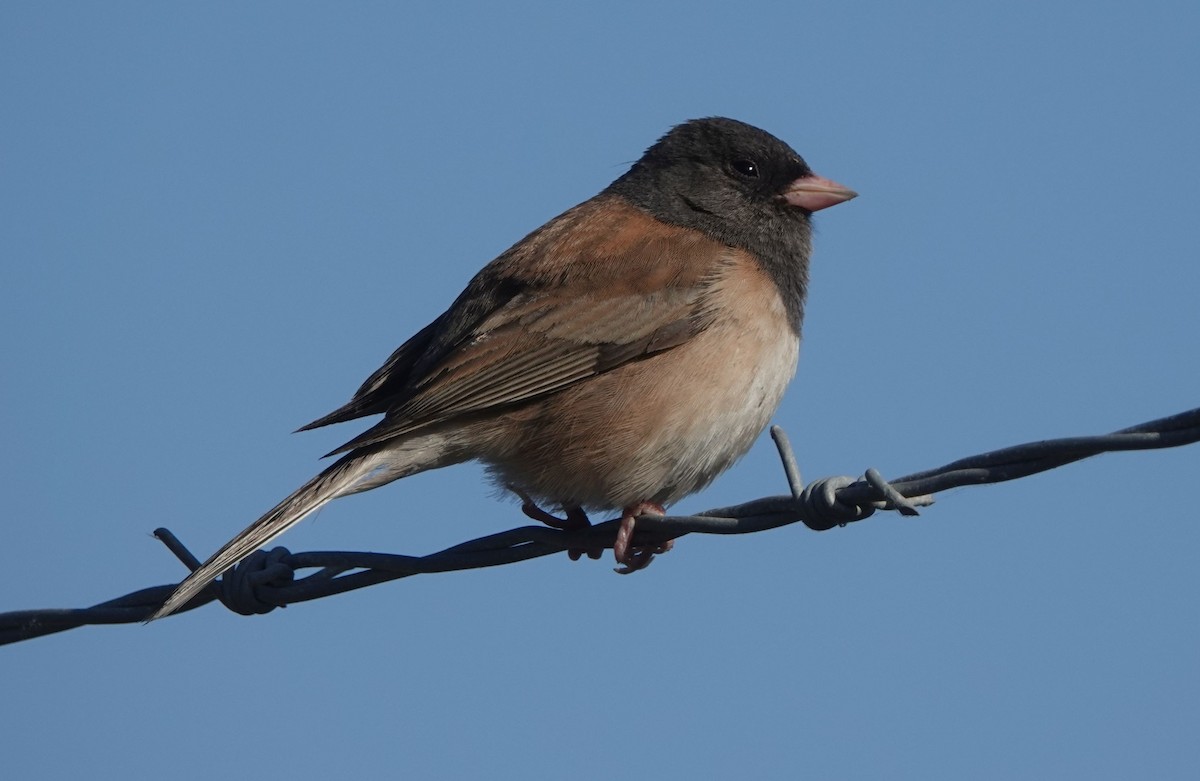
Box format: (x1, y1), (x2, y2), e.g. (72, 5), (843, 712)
(613, 501), (672, 574)
(512, 488), (601, 561)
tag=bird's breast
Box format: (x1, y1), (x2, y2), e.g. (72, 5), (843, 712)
(476, 248), (801, 512)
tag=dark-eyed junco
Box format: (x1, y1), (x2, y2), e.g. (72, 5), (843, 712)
(151, 117), (855, 620)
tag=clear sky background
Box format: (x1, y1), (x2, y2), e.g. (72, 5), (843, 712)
(3, 2), (1198, 779)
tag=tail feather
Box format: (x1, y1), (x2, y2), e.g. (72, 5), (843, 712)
(149, 448), (396, 621)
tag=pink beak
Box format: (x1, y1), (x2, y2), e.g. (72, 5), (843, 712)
(782, 174), (857, 212)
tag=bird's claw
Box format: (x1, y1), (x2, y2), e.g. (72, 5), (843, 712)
(512, 486), (601, 560)
(612, 501), (671, 574)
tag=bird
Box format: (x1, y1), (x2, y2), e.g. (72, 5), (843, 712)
(150, 117), (856, 620)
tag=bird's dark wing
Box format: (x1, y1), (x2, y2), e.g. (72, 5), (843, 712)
(296, 315), (447, 431)
(302, 196), (736, 455)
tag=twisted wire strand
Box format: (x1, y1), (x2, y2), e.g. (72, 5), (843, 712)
(2, 406), (1197, 646)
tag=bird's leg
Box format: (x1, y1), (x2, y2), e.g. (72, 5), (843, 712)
(509, 485), (601, 560)
(613, 501), (673, 574)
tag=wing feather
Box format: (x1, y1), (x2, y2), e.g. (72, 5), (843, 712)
(308, 197), (735, 455)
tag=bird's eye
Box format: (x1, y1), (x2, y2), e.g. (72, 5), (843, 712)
(732, 159), (759, 178)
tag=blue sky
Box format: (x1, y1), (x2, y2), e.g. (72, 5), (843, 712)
(3, 2), (1198, 778)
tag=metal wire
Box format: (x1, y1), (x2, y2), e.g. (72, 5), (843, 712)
(2, 405), (1197, 646)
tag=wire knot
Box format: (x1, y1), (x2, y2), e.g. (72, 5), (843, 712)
(799, 476), (877, 531)
(219, 547), (294, 616)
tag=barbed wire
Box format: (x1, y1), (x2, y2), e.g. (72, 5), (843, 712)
(3, 405), (1197, 646)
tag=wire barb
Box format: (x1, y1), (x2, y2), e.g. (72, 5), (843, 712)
(769, 425), (804, 501)
(864, 468), (923, 516)
(152, 527), (202, 571)
(3, 405), (1198, 645)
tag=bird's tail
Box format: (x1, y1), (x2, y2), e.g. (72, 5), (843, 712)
(149, 443), (434, 621)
